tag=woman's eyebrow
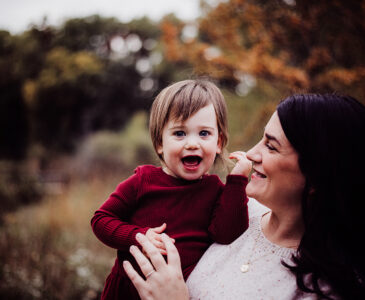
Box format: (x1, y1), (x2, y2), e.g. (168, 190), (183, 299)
(265, 133), (281, 146)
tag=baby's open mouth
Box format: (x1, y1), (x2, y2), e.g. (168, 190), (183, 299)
(182, 156), (202, 167)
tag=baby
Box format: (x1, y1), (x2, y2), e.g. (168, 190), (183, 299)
(91, 79), (251, 300)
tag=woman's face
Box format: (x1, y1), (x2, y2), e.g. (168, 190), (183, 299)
(246, 112), (306, 210)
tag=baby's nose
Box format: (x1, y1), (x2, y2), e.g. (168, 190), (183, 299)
(184, 137), (200, 149)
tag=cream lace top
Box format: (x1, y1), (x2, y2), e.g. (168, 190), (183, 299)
(187, 199), (316, 299)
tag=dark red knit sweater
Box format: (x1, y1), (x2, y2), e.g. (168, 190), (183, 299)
(91, 165), (249, 300)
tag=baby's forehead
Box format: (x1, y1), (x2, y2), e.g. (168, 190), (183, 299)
(165, 116), (186, 127)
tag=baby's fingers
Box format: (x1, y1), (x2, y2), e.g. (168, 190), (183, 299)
(152, 239), (166, 251)
(229, 151), (252, 176)
(229, 151), (246, 160)
(152, 223), (167, 234)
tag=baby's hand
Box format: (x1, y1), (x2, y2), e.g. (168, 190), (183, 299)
(229, 151), (252, 177)
(145, 223), (175, 256)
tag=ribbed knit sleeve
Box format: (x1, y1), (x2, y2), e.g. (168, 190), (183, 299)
(90, 168), (150, 251)
(208, 174), (249, 244)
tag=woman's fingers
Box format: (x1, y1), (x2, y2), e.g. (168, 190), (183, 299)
(136, 233), (166, 271)
(161, 233), (182, 268)
(126, 233), (189, 300)
(123, 260), (145, 284)
(129, 245), (156, 278)
(123, 260), (148, 292)
(142, 248), (167, 257)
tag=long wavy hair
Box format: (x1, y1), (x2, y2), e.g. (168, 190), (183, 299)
(277, 94), (365, 299)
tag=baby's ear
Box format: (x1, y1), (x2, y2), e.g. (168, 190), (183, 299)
(157, 144), (163, 155)
(216, 134), (223, 154)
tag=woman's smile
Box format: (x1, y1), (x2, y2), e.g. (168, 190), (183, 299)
(251, 168), (267, 179)
(246, 112), (306, 209)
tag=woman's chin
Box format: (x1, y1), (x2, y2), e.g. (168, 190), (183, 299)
(246, 183), (258, 199)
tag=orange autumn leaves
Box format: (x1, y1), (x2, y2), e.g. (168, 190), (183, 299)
(161, 0), (365, 98)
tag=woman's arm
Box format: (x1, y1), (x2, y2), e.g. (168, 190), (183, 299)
(123, 233), (189, 300)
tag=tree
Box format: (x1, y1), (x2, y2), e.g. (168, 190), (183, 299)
(162, 0), (365, 101)
(1, 15), (177, 157)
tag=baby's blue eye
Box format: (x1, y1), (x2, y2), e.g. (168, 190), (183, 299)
(174, 131), (185, 137)
(200, 130), (210, 137)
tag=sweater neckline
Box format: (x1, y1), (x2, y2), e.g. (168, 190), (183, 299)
(156, 166), (204, 185)
(250, 215), (296, 259)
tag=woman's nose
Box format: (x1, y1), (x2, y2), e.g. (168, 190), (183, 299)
(246, 142), (261, 163)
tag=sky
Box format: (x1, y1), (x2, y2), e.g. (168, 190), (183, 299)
(0, 0), (201, 34)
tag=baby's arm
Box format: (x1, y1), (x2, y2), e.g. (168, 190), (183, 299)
(91, 172), (151, 251)
(208, 151), (252, 244)
(91, 170), (172, 254)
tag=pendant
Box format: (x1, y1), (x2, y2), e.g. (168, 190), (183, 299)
(240, 264), (249, 273)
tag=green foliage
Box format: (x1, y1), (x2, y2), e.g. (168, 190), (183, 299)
(224, 79), (283, 151)
(54, 15), (125, 52)
(25, 47), (104, 152)
(37, 47), (103, 86)
(0, 15), (173, 158)
(73, 111), (157, 179)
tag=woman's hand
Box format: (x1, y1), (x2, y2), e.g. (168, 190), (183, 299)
(229, 151), (252, 177)
(123, 233), (189, 300)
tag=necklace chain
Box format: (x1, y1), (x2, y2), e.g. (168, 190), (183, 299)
(240, 221), (277, 273)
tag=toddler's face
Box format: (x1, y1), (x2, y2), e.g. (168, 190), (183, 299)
(157, 104), (222, 180)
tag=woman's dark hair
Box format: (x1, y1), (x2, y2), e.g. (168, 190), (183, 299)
(277, 94), (365, 299)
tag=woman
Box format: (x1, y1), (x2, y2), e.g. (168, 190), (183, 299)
(123, 94), (365, 299)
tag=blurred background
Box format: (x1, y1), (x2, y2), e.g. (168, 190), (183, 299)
(1, 0), (364, 299)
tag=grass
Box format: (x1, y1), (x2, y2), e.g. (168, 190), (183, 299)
(0, 111), (158, 299)
(0, 177), (122, 300)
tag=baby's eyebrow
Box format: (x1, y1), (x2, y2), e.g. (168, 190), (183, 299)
(169, 125), (184, 130)
(199, 126), (216, 130)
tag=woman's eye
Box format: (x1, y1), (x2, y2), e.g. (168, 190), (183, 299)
(200, 130), (210, 137)
(174, 131), (185, 137)
(265, 142), (276, 151)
